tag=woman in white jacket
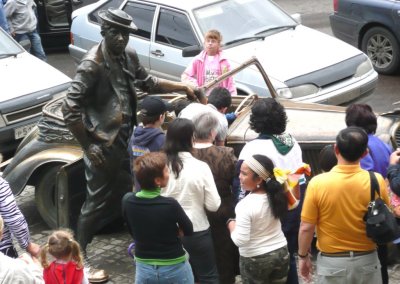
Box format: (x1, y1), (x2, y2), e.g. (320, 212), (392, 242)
(162, 118), (221, 284)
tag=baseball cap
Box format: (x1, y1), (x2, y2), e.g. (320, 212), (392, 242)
(139, 96), (174, 116)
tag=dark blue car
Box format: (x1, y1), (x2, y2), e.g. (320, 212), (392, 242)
(330, 0), (400, 74)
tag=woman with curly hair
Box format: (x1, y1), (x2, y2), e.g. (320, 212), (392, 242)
(228, 154), (289, 283)
(234, 98), (304, 284)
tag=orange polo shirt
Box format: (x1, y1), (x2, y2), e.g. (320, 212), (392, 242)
(301, 164), (389, 253)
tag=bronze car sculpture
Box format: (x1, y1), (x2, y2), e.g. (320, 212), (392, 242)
(2, 57), (400, 229)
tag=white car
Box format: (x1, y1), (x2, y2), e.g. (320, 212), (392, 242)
(0, 28), (71, 155)
(69, 0), (378, 105)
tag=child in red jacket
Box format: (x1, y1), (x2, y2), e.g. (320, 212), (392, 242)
(40, 230), (88, 284)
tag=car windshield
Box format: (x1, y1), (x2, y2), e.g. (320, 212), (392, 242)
(193, 0), (297, 44)
(0, 29), (24, 58)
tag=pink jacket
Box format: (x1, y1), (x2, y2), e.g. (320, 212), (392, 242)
(181, 50), (237, 95)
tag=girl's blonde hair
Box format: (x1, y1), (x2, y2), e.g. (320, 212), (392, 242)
(205, 29), (222, 43)
(40, 229), (84, 269)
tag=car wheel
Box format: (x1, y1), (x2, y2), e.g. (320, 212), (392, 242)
(35, 164), (63, 228)
(361, 27), (400, 75)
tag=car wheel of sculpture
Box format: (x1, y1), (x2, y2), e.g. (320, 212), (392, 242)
(235, 93), (258, 115)
(362, 27), (400, 75)
(35, 164), (63, 228)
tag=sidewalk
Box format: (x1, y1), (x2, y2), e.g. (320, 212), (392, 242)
(15, 186), (400, 283)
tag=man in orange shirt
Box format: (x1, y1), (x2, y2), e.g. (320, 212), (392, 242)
(298, 126), (389, 283)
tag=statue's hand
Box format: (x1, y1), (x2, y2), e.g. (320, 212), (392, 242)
(184, 85), (197, 101)
(193, 87), (207, 104)
(86, 144), (106, 166)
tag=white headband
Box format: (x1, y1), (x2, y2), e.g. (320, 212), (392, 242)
(245, 157), (271, 182)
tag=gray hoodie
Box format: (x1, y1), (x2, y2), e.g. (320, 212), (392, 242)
(4, 0), (37, 34)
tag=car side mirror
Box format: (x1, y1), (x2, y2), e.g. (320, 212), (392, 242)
(182, 45), (201, 57)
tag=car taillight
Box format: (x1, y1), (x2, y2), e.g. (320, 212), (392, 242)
(333, 0), (338, 12)
(70, 32), (74, 45)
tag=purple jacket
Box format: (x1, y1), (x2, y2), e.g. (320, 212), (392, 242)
(181, 50), (237, 95)
(361, 134), (392, 177)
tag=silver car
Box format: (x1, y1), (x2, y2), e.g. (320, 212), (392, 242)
(69, 0), (378, 105)
(0, 28), (71, 155)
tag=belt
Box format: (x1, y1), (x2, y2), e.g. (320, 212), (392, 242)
(321, 250), (375, 258)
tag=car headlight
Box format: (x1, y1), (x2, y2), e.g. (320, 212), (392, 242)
(354, 58), (373, 78)
(276, 84), (320, 99)
(276, 88), (293, 99)
(0, 115), (5, 127)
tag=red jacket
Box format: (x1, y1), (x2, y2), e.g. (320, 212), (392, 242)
(43, 261), (84, 284)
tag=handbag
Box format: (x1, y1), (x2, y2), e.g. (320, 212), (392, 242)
(364, 171), (399, 244)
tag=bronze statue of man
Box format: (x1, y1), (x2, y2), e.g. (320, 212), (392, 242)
(61, 8), (200, 276)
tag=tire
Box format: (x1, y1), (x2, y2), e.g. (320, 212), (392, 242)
(35, 164), (63, 228)
(361, 27), (400, 75)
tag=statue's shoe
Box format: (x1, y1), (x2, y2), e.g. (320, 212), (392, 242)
(86, 267), (109, 283)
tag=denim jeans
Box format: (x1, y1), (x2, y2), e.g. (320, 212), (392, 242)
(15, 30), (46, 61)
(135, 260), (194, 284)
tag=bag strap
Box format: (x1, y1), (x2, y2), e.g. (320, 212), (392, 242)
(368, 171), (380, 201)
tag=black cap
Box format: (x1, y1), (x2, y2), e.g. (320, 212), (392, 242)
(140, 96), (174, 116)
(98, 8), (138, 32)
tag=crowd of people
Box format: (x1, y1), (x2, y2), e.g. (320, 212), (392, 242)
(1, 6), (400, 284)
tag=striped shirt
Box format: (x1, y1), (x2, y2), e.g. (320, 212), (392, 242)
(0, 177), (30, 251)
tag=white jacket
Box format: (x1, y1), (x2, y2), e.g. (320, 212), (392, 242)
(0, 252), (44, 283)
(162, 152), (221, 232)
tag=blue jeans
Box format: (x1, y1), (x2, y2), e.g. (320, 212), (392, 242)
(135, 260), (194, 284)
(15, 30), (46, 61)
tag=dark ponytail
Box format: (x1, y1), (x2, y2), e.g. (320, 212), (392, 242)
(252, 155), (288, 219)
(164, 118), (194, 178)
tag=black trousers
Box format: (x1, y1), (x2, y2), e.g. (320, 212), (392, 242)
(77, 124), (132, 252)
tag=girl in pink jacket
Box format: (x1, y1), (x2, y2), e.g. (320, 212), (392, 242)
(181, 29), (237, 96)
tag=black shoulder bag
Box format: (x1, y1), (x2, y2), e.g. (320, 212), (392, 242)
(364, 171), (399, 244)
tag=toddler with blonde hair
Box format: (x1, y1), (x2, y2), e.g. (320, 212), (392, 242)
(41, 230), (88, 284)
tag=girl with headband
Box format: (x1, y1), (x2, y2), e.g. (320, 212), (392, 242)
(227, 154), (289, 283)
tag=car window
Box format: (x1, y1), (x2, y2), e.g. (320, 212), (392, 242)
(193, 0), (297, 44)
(123, 2), (155, 40)
(155, 8), (198, 48)
(89, 0), (124, 23)
(42, 0), (69, 27)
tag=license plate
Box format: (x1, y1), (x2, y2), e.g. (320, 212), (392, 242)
(14, 123), (36, 140)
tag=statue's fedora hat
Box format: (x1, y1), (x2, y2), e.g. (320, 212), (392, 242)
(98, 8), (137, 32)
